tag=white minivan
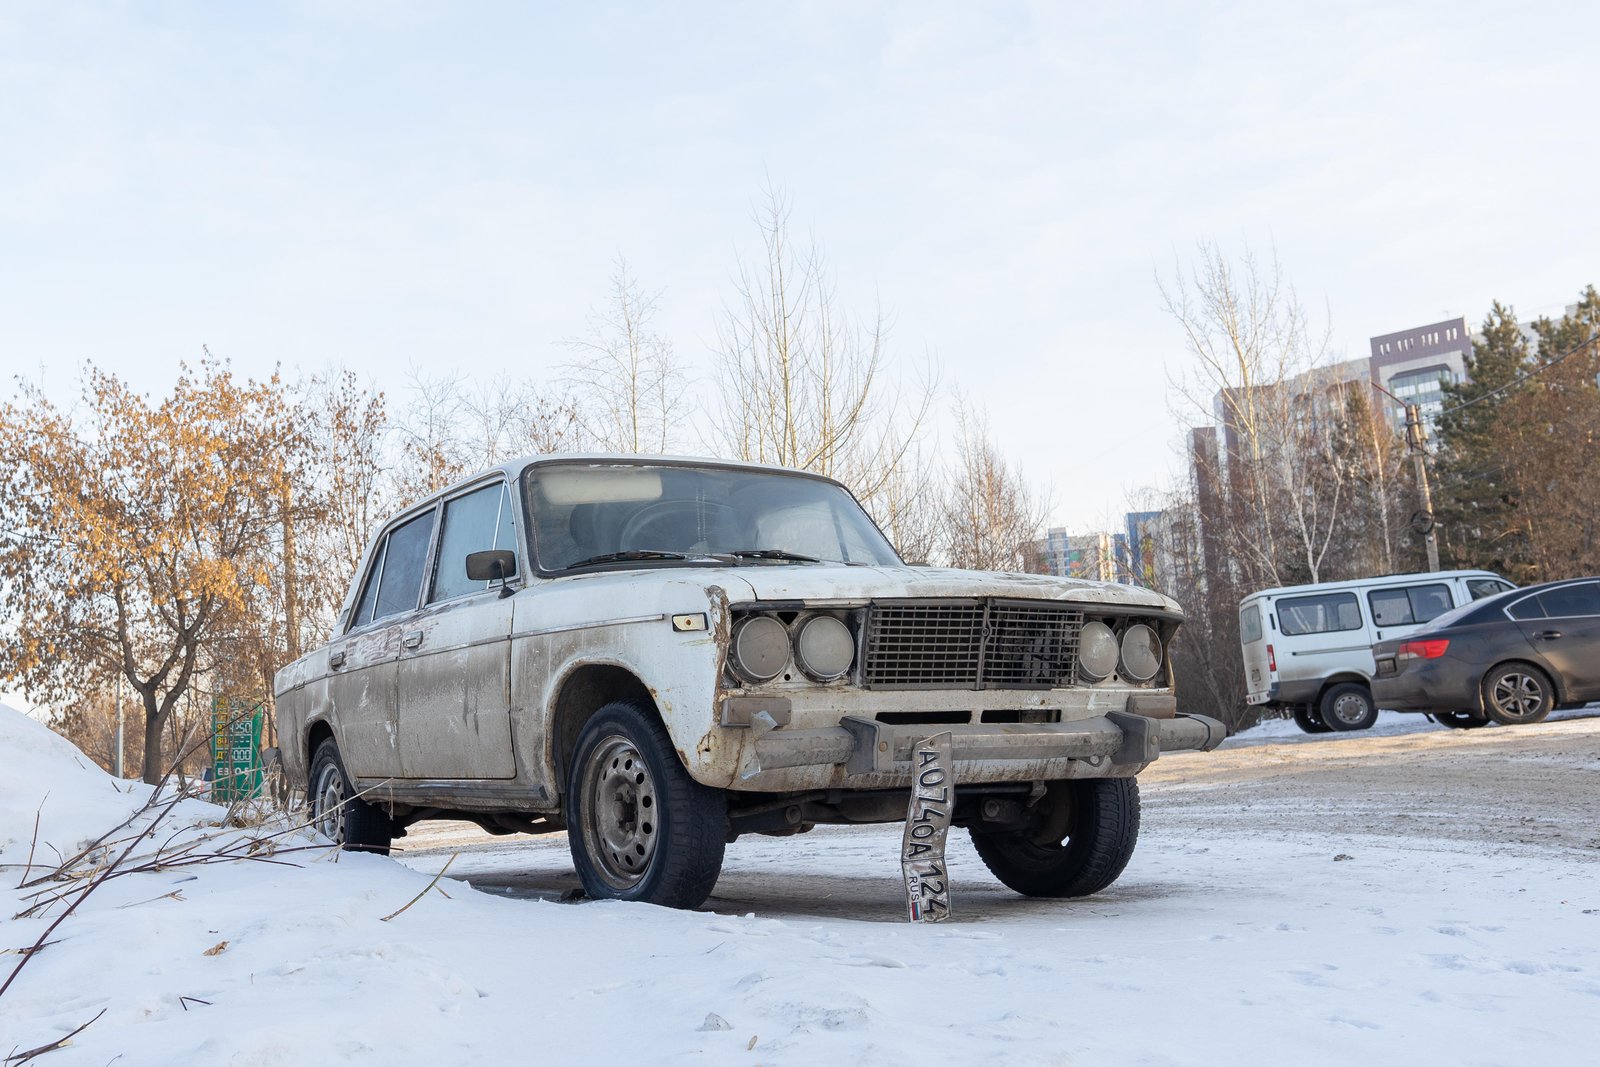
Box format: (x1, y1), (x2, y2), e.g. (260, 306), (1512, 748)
(1239, 570), (1515, 732)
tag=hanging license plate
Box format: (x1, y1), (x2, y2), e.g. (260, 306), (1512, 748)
(901, 731), (954, 923)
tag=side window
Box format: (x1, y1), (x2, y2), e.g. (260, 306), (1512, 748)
(1240, 604), (1262, 644)
(432, 481), (518, 603)
(1468, 579), (1513, 601)
(373, 511), (436, 621)
(348, 539), (389, 632)
(1368, 584), (1453, 627)
(1277, 592), (1362, 636)
(1506, 595), (1545, 621)
(1368, 588), (1412, 627)
(1529, 582), (1600, 619)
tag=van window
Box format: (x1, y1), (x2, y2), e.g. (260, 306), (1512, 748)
(1277, 592), (1362, 636)
(1240, 604), (1263, 644)
(1367, 583), (1453, 627)
(1467, 578), (1514, 601)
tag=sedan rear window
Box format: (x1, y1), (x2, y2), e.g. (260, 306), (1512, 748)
(1277, 592), (1362, 636)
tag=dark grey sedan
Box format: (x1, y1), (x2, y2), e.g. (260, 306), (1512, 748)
(1372, 577), (1600, 729)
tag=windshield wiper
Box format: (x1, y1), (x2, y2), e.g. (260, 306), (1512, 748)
(724, 549), (824, 563)
(565, 550), (696, 569)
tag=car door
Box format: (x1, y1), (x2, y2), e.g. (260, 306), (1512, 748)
(1508, 582), (1600, 701)
(326, 508), (437, 779)
(395, 479), (518, 779)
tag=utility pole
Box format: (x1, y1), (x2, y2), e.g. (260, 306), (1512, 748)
(1373, 382), (1441, 573)
(1404, 402), (1442, 572)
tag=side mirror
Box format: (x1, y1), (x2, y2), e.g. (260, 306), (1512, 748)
(466, 549), (518, 598)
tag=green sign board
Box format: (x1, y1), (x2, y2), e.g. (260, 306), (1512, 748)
(210, 697), (264, 802)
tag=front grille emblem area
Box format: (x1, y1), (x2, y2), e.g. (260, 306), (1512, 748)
(862, 600), (1085, 691)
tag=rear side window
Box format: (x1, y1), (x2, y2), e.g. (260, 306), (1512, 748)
(372, 511), (437, 622)
(1277, 592), (1362, 636)
(1512, 582), (1600, 620)
(1368, 583), (1453, 627)
(1240, 604), (1263, 644)
(1468, 578), (1514, 601)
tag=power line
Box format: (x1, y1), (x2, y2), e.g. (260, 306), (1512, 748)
(1437, 331), (1599, 417)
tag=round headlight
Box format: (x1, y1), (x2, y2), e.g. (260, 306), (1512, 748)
(1078, 620), (1118, 682)
(1119, 623), (1162, 682)
(730, 615), (790, 684)
(794, 615), (854, 681)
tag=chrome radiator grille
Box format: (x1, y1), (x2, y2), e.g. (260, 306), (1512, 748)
(862, 600), (1084, 690)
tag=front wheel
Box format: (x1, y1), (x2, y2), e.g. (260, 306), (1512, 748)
(1292, 705), (1331, 733)
(969, 778), (1140, 898)
(1481, 663), (1554, 726)
(308, 738), (393, 854)
(1320, 683), (1378, 731)
(567, 701), (727, 908)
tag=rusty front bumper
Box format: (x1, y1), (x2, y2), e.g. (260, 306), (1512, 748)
(740, 710), (1227, 782)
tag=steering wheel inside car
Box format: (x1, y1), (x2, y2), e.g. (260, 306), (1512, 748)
(617, 500), (736, 553)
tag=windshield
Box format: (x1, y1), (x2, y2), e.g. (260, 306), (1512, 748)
(524, 461), (902, 572)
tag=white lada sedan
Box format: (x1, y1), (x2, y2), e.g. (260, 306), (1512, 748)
(274, 456), (1225, 908)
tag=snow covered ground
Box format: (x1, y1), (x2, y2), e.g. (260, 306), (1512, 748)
(3, 703), (1598, 1065)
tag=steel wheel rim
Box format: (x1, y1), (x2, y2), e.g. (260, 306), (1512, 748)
(580, 734), (659, 891)
(312, 763), (346, 842)
(1330, 693), (1369, 725)
(1491, 673), (1545, 720)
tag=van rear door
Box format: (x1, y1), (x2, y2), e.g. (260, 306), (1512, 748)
(1240, 599), (1275, 704)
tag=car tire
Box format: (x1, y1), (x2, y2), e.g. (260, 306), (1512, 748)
(1481, 663), (1554, 726)
(1292, 705), (1331, 733)
(567, 700), (727, 908)
(308, 737), (393, 855)
(969, 778), (1140, 898)
(1319, 683), (1378, 732)
(1430, 710), (1490, 730)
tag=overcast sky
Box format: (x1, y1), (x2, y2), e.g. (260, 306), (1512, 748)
(3, 0), (1596, 536)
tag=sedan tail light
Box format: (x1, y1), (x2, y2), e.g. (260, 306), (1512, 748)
(1398, 638), (1450, 660)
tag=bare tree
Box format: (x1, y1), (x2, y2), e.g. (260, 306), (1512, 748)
(564, 257), (686, 453)
(938, 403), (1047, 571)
(709, 186), (934, 515)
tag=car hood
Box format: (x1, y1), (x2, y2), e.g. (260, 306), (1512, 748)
(719, 563), (1182, 615)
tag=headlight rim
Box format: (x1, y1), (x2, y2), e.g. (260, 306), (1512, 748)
(1077, 619), (1119, 682)
(792, 612), (856, 682)
(729, 614), (791, 685)
(1118, 621), (1163, 683)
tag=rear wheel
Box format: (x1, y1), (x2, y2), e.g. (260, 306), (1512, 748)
(1292, 705), (1331, 733)
(969, 778), (1140, 898)
(1481, 663), (1554, 726)
(308, 738), (393, 854)
(567, 700), (727, 908)
(1320, 683), (1378, 731)
(1430, 710), (1490, 730)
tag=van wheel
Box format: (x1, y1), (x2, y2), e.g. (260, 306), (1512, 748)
(1292, 706), (1331, 733)
(567, 700), (727, 909)
(1320, 683), (1378, 731)
(308, 738), (393, 854)
(969, 778), (1140, 898)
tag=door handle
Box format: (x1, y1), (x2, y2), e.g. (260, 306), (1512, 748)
(329, 649), (347, 669)
(1536, 630), (1563, 640)
(403, 630), (424, 649)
